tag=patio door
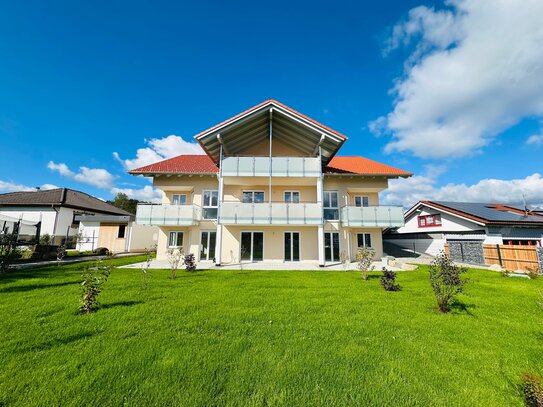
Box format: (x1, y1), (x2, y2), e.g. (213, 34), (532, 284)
(324, 232), (340, 262)
(200, 231), (216, 261)
(240, 232), (263, 262)
(284, 232), (300, 261)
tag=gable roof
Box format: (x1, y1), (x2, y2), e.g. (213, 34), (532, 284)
(324, 156), (412, 177)
(130, 154), (411, 178)
(194, 99), (347, 164)
(0, 188), (133, 216)
(406, 200), (543, 226)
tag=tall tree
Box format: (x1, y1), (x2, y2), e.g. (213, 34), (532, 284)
(108, 193), (139, 214)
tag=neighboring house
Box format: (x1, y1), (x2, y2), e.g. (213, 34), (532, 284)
(0, 188), (157, 252)
(76, 215), (158, 253)
(384, 201), (543, 258)
(130, 99), (411, 265)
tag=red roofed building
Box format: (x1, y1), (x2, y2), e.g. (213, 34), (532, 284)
(130, 100), (412, 266)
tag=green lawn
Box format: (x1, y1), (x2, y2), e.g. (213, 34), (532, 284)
(0, 258), (542, 406)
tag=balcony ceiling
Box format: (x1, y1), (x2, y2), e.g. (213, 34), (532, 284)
(195, 100), (346, 165)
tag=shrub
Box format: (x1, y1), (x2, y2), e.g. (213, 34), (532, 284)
(340, 251), (350, 271)
(526, 267), (539, 279)
(39, 233), (51, 246)
(429, 252), (467, 313)
(167, 248), (182, 279)
(184, 253), (197, 272)
(380, 268), (400, 291)
(522, 373), (543, 407)
(93, 247), (110, 256)
(356, 247), (375, 281)
(80, 261), (111, 314)
(56, 245), (66, 265)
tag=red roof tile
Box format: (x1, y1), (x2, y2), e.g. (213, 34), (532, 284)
(130, 154), (411, 177)
(130, 155), (218, 174)
(324, 156), (412, 177)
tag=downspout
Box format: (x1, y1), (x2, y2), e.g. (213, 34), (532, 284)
(269, 108), (273, 224)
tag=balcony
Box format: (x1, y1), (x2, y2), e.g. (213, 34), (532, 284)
(221, 156), (321, 177)
(340, 206), (405, 227)
(136, 204), (201, 226)
(219, 202), (322, 225)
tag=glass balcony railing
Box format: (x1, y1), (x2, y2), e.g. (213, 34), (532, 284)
(221, 156), (321, 177)
(219, 202), (323, 225)
(135, 204), (201, 226)
(340, 206), (405, 227)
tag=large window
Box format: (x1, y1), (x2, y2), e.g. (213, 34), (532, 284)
(242, 191), (265, 203)
(284, 191), (300, 204)
(323, 191), (339, 220)
(203, 190), (218, 219)
(418, 214), (442, 228)
(354, 195), (369, 207)
(172, 194), (187, 205)
(356, 233), (372, 248)
(168, 231), (184, 248)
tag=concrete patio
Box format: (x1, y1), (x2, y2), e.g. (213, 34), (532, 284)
(120, 259), (402, 271)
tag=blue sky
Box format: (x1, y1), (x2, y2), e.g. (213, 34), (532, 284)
(1, 0), (543, 207)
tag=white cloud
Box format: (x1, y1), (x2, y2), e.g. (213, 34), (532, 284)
(115, 135), (204, 170)
(0, 181), (58, 193)
(110, 186), (163, 203)
(47, 161), (116, 189)
(373, 0), (543, 158)
(526, 133), (543, 146)
(382, 169), (543, 208)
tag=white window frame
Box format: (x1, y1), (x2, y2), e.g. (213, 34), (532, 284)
(171, 194), (187, 205)
(240, 231), (264, 262)
(284, 191), (300, 204)
(242, 190), (265, 203)
(354, 195), (369, 207)
(323, 191), (339, 220)
(168, 231), (184, 248)
(283, 231), (301, 262)
(356, 233), (372, 248)
(199, 230), (216, 261)
(202, 190), (219, 219)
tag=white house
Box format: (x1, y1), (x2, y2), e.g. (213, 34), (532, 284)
(385, 201), (543, 261)
(0, 188), (157, 252)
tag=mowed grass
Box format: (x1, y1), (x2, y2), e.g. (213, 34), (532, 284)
(1, 257), (542, 406)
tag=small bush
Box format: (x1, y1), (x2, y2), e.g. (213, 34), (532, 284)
(522, 373), (543, 407)
(93, 247), (110, 256)
(80, 262), (111, 314)
(356, 247), (375, 281)
(380, 268), (400, 291)
(39, 233), (51, 246)
(167, 248), (182, 279)
(56, 245), (66, 264)
(526, 268), (539, 279)
(184, 253), (197, 272)
(429, 252), (467, 313)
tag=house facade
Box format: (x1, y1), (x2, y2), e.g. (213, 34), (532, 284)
(131, 100), (411, 266)
(384, 201), (543, 258)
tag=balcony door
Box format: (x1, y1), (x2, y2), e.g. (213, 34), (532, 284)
(200, 231), (216, 261)
(203, 190), (218, 219)
(323, 191), (339, 220)
(240, 232), (264, 262)
(284, 232), (300, 261)
(324, 232), (340, 262)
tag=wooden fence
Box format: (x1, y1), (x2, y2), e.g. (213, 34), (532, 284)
(483, 244), (540, 273)
(443, 243), (541, 273)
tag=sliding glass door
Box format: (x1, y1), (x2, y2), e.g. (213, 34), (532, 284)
(200, 231), (216, 261)
(324, 232), (340, 262)
(240, 232), (264, 262)
(284, 232), (300, 261)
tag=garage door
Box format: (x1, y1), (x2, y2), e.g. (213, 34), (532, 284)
(447, 240), (484, 264)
